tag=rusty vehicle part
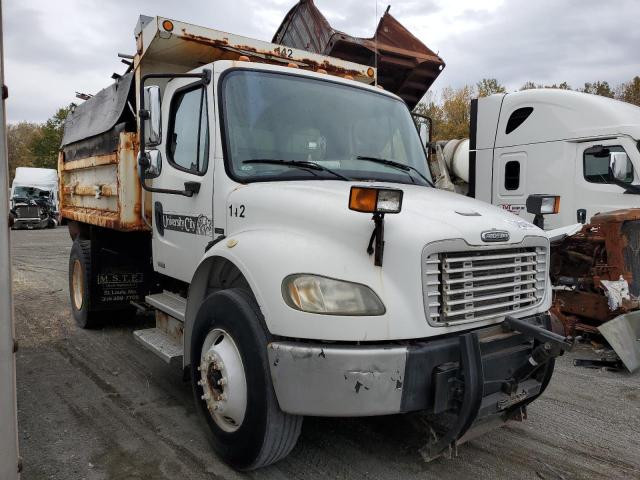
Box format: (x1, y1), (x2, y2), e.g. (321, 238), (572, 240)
(59, 133), (150, 232)
(273, 0), (445, 109)
(550, 208), (640, 336)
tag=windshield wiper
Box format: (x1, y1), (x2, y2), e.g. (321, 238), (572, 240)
(356, 156), (433, 186)
(242, 159), (351, 181)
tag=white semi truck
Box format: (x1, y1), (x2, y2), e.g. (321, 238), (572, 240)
(59, 15), (572, 470)
(430, 89), (640, 229)
(10, 166), (59, 229)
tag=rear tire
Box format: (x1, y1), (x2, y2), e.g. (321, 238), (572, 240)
(68, 239), (102, 329)
(191, 288), (302, 470)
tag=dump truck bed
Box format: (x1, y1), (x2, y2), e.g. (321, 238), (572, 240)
(273, 0), (445, 109)
(59, 15), (377, 232)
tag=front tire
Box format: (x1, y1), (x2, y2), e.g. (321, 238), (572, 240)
(191, 288), (302, 470)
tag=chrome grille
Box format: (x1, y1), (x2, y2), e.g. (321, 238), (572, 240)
(15, 205), (41, 219)
(424, 245), (547, 325)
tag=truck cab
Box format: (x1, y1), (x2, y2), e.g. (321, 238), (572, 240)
(469, 89), (640, 229)
(59, 16), (570, 470)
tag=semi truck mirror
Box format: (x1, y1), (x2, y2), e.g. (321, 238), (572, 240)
(419, 123), (429, 145)
(411, 113), (431, 147)
(609, 151), (631, 183)
(143, 85), (162, 146)
(526, 194), (560, 230)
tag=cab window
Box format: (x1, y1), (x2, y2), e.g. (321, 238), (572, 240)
(583, 145), (633, 184)
(168, 86), (209, 174)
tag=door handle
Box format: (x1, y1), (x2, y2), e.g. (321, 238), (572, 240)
(155, 201), (164, 235)
(184, 181), (200, 196)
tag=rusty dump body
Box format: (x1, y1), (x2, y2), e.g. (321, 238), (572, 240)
(550, 209), (640, 335)
(59, 15), (377, 232)
(273, 0), (445, 109)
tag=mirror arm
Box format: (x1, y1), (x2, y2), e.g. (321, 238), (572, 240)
(610, 177), (640, 194)
(138, 69), (211, 197)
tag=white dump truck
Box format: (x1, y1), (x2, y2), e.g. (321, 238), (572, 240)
(430, 89), (640, 229)
(10, 167), (59, 229)
(59, 15), (572, 470)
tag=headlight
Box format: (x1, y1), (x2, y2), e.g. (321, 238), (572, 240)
(282, 274), (385, 316)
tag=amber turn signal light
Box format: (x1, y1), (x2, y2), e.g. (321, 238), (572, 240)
(162, 20), (174, 32)
(526, 194), (560, 215)
(349, 187), (403, 214)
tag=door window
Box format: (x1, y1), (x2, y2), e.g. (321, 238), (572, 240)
(168, 86), (209, 174)
(583, 145), (633, 184)
(504, 160), (521, 190)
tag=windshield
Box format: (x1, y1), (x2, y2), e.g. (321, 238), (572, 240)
(220, 70), (431, 186)
(12, 186), (51, 200)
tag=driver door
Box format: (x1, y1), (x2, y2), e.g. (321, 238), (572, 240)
(151, 75), (214, 283)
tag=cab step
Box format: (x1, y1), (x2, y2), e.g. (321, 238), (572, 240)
(145, 291), (186, 321)
(133, 327), (183, 365)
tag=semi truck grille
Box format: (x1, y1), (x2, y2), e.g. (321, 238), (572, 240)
(15, 205), (41, 219)
(424, 245), (547, 325)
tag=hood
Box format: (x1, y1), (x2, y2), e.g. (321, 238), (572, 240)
(226, 181), (543, 248)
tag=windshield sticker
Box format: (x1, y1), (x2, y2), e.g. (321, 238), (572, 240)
(162, 213), (212, 236)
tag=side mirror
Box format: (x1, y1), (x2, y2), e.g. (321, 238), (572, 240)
(526, 194), (560, 229)
(419, 122), (429, 145)
(610, 151), (631, 183)
(412, 113), (431, 147)
(146, 150), (162, 178)
(137, 149), (162, 179)
(143, 85), (162, 146)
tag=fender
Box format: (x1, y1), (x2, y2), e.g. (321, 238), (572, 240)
(183, 226), (426, 366)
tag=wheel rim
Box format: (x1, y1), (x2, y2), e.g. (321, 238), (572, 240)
(71, 259), (84, 310)
(199, 328), (247, 432)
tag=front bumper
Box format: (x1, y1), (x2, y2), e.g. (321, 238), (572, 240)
(268, 314), (569, 418)
(13, 218), (49, 229)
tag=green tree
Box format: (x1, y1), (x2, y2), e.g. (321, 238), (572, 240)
(476, 78), (506, 97)
(29, 105), (72, 169)
(7, 122), (40, 181)
(415, 86), (474, 142)
(520, 81), (572, 91)
(617, 76), (640, 106)
(580, 80), (614, 98)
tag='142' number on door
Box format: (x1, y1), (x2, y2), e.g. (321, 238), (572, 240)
(229, 204), (245, 218)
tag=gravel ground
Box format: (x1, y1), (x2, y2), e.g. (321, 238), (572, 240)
(12, 227), (640, 480)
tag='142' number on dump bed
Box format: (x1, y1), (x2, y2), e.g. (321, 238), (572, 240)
(274, 47), (293, 58)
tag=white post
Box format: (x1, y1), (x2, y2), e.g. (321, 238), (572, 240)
(0, 0), (21, 477)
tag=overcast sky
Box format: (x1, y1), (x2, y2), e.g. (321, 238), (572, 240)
(3, 0), (639, 123)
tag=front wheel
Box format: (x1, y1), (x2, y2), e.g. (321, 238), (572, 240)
(191, 288), (302, 470)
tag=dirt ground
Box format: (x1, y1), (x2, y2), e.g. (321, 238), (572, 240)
(11, 227), (640, 480)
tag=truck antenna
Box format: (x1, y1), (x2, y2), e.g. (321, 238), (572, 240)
(374, 0), (378, 86)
